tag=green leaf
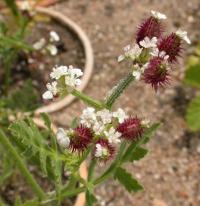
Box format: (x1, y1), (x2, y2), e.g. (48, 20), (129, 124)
(114, 167), (143, 192)
(70, 117), (78, 129)
(86, 191), (97, 206)
(124, 147), (148, 162)
(3, 0), (19, 17)
(22, 199), (39, 206)
(122, 123), (160, 162)
(184, 63), (200, 88)
(186, 95), (200, 131)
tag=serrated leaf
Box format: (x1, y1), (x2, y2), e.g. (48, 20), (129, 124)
(122, 123), (160, 162)
(186, 95), (200, 131)
(114, 167), (143, 192)
(124, 147), (148, 162)
(184, 63), (200, 88)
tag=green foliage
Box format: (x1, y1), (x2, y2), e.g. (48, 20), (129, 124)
(0, 80), (40, 112)
(86, 191), (97, 206)
(3, 0), (20, 18)
(122, 123), (160, 162)
(186, 95), (200, 131)
(184, 43), (200, 131)
(184, 59), (200, 88)
(114, 167), (143, 192)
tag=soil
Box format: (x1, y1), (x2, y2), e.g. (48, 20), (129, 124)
(48, 1), (200, 206)
(0, 13), (85, 106)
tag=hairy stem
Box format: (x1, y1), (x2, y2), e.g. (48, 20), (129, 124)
(0, 130), (45, 200)
(72, 89), (105, 110)
(88, 159), (97, 182)
(105, 73), (135, 109)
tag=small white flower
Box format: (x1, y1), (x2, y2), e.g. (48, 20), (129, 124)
(151, 48), (169, 60)
(139, 37), (157, 48)
(33, 38), (46, 50)
(176, 30), (191, 44)
(118, 44), (142, 62)
(49, 31), (60, 42)
(68, 66), (83, 77)
(104, 127), (121, 144)
(46, 44), (58, 56)
(42, 90), (53, 100)
(151, 10), (167, 20)
(132, 70), (141, 80)
(95, 144), (108, 158)
(96, 109), (112, 124)
(93, 121), (105, 135)
(113, 108), (128, 123)
(56, 128), (70, 148)
(141, 119), (151, 128)
(80, 107), (96, 127)
(20, 1), (32, 11)
(50, 65), (68, 80)
(42, 81), (58, 100)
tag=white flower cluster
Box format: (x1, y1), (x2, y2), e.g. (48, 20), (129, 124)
(118, 10), (190, 82)
(42, 65), (83, 100)
(33, 31), (60, 56)
(80, 107), (128, 157)
(56, 128), (70, 148)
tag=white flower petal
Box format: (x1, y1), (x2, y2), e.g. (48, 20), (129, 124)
(176, 30), (191, 44)
(42, 90), (53, 100)
(151, 10), (167, 20)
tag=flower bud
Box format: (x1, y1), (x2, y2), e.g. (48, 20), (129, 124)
(158, 33), (182, 63)
(143, 57), (169, 90)
(136, 16), (163, 44)
(93, 139), (115, 162)
(117, 117), (143, 141)
(69, 125), (93, 152)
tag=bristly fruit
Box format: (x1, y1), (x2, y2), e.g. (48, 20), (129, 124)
(69, 125), (93, 152)
(117, 117), (144, 141)
(136, 16), (163, 44)
(143, 57), (170, 90)
(94, 139), (115, 162)
(158, 33), (182, 63)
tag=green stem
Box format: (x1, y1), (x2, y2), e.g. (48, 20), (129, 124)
(88, 159), (97, 182)
(72, 89), (104, 110)
(0, 130), (45, 200)
(105, 73), (135, 109)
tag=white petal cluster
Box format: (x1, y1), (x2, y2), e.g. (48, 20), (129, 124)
(150, 48), (169, 60)
(80, 107), (128, 144)
(151, 10), (167, 20)
(118, 44), (142, 62)
(113, 108), (128, 123)
(176, 30), (191, 44)
(56, 128), (70, 148)
(33, 31), (61, 56)
(139, 37), (157, 48)
(50, 31), (60, 42)
(132, 63), (149, 80)
(42, 81), (58, 100)
(95, 144), (108, 158)
(43, 65), (83, 100)
(104, 127), (121, 144)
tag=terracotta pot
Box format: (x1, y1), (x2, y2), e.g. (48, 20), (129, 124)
(34, 7), (94, 115)
(33, 117), (87, 206)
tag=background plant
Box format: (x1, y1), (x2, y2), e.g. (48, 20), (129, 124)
(184, 44), (200, 131)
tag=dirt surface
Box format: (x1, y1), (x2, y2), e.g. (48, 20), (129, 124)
(48, 1), (200, 206)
